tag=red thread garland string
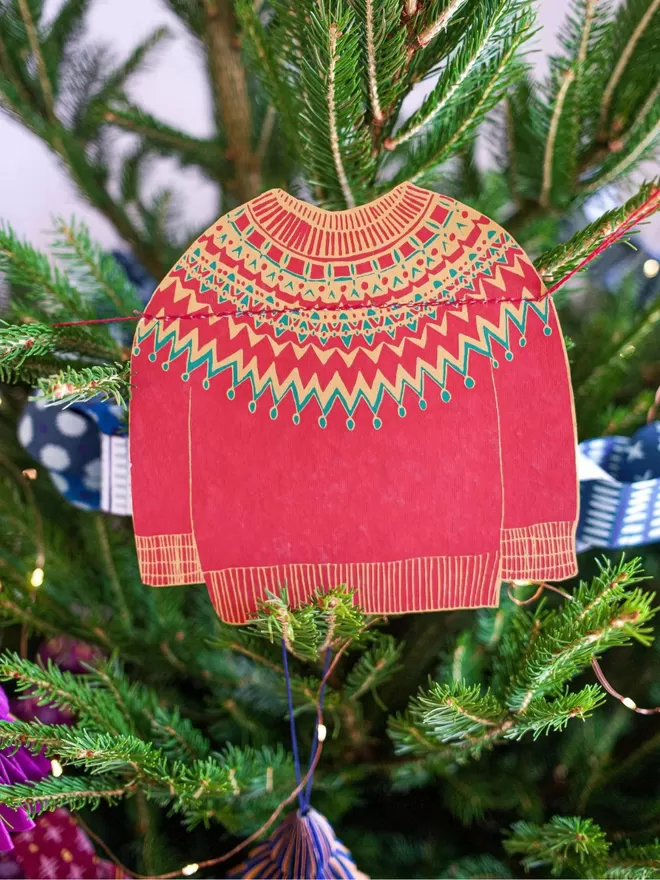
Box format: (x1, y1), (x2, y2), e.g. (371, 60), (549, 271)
(51, 292), (550, 328)
(44, 184), (660, 331)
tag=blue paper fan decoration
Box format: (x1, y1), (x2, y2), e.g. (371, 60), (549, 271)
(228, 808), (366, 880)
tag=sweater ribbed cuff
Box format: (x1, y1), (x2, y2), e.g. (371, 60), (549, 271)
(501, 521), (577, 582)
(205, 553), (502, 625)
(135, 533), (203, 586)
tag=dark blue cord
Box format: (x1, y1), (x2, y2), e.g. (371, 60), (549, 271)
(281, 640), (333, 815)
(281, 637), (305, 813)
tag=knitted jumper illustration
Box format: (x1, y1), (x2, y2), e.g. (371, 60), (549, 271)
(130, 182), (578, 624)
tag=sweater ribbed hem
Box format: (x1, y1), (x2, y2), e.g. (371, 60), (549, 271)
(136, 533), (203, 586)
(205, 553), (501, 625)
(501, 521), (577, 581)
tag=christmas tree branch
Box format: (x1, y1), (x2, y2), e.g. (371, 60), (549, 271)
(535, 180), (660, 287)
(385, 0), (527, 150)
(0, 654), (131, 734)
(36, 363), (130, 406)
(0, 776), (133, 813)
(388, 559), (655, 759)
(0, 323), (120, 375)
(599, 0), (660, 134)
(505, 816), (610, 877)
(103, 107), (227, 176)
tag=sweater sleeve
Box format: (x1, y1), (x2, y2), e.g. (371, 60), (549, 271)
(492, 297), (578, 582)
(130, 321), (203, 586)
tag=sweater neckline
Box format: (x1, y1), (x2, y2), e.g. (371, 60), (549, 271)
(247, 182), (433, 260)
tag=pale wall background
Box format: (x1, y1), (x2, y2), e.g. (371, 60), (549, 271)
(1, 0), (657, 252)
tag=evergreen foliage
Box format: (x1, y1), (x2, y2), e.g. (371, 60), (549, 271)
(1, 0), (660, 876)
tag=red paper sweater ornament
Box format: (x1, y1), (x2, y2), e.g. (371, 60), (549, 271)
(130, 183), (578, 623)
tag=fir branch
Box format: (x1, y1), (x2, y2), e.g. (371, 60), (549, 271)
(505, 816), (610, 877)
(16, 0), (56, 123)
(389, 682), (508, 757)
(0, 322), (119, 374)
(327, 23), (354, 207)
(540, 68), (576, 207)
(599, 0), (660, 134)
(235, 0), (295, 143)
(353, 0), (410, 135)
(87, 27), (169, 110)
(505, 558), (654, 712)
(364, 0), (383, 122)
(416, 0), (471, 47)
(247, 586), (371, 662)
(608, 842), (660, 877)
(0, 222), (92, 320)
(535, 180), (660, 286)
(394, 22), (529, 185)
(0, 721), (177, 792)
(0, 776), (132, 813)
(36, 362), (131, 406)
(0, 653), (131, 735)
(615, 81), (660, 153)
(147, 705), (212, 762)
(583, 115), (660, 191)
(104, 105), (228, 179)
(387, 711), (453, 756)
(299, 0), (375, 208)
(503, 686), (606, 739)
(575, 281), (660, 410)
(385, 0), (528, 149)
(50, 217), (142, 314)
(345, 633), (403, 701)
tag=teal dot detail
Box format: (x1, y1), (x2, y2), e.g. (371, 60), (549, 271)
(433, 280), (442, 289)
(441, 389), (451, 403)
(492, 360), (499, 369)
(227, 388), (235, 400)
(519, 337), (527, 347)
(419, 398), (427, 411)
(162, 362), (169, 371)
(202, 378), (210, 390)
(182, 372), (189, 382)
(464, 377), (475, 389)
(347, 418), (355, 431)
(133, 347), (140, 356)
(248, 401), (256, 413)
(543, 325), (553, 336)
(398, 405), (406, 418)
(505, 350), (514, 361)
(373, 416), (382, 429)
(148, 353), (156, 362)
(292, 413), (300, 425)
(270, 406), (278, 420)
(319, 416), (327, 429)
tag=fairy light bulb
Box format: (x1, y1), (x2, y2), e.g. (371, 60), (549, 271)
(182, 864), (199, 876)
(622, 696), (637, 710)
(643, 258), (660, 279)
(50, 759), (63, 777)
(30, 567), (44, 588)
(317, 723), (327, 743)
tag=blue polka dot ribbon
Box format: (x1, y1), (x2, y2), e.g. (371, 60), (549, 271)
(18, 395), (129, 514)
